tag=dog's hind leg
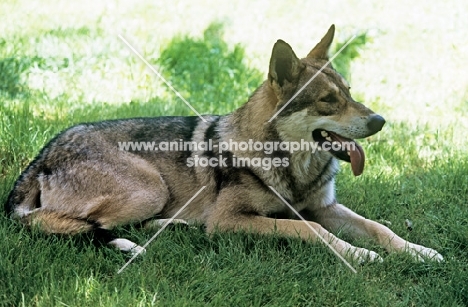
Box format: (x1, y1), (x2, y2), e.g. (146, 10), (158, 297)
(107, 238), (146, 255)
(93, 228), (146, 255)
(9, 150), (171, 255)
(19, 208), (148, 255)
(19, 208), (94, 235)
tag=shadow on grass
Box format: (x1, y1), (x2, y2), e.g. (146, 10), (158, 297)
(0, 56), (31, 97)
(0, 23), (466, 306)
(0, 132), (466, 306)
(331, 31), (370, 80)
(156, 22), (263, 114)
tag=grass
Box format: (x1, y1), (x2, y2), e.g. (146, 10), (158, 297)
(1, 1), (468, 306)
(157, 22), (263, 113)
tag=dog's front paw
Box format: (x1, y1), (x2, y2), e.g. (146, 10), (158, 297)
(350, 247), (383, 264)
(169, 218), (189, 225)
(406, 243), (444, 262)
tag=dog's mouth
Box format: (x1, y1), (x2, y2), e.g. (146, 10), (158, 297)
(312, 129), (365, 176)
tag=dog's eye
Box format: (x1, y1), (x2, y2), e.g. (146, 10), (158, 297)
(322, 94), (336, 103)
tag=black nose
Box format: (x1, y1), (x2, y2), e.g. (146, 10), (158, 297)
(367, 114), (386, 133)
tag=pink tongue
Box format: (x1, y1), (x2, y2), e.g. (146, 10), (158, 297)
(329, 132), (365, 176)
(348, 143), (365, 176)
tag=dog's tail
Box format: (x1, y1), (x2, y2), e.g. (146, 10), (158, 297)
(4, 161), (42, 218)
(5, 132), (61, 218)
(5, 159), (94, 234)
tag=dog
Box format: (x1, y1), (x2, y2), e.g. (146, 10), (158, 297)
(5, 25), (443, 263)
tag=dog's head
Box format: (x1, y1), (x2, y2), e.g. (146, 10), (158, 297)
(268, 25), (385, 176)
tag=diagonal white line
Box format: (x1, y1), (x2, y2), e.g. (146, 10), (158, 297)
(117, 186), (206, 274)
(118, 34), (207, 123)
(268, 35), (357, 123)
(268, 186), (357, 273)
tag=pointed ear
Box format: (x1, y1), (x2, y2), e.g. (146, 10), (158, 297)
(269, 40), (304, 87)
(307, 24), (335, 59)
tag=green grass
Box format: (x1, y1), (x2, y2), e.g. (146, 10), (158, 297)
(157, 22), (263, 113)
(1, 1), (468, 306)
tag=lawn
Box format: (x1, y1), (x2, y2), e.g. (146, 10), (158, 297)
(1, 0), (467, 306)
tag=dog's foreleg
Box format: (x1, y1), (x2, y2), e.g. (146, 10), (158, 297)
(207, 214), (382, 264)
(143, 218), (189, 229)
(313, 203), (443, 261)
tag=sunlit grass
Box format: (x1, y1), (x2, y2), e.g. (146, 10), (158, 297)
(1, 1), (467, 306)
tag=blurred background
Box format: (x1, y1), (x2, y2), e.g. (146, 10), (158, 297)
(1, 0), (467, 123)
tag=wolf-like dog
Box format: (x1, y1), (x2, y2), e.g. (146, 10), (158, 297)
(5, 25), (443, 263)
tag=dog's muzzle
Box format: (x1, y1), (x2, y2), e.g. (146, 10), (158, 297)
(312, 114), (385, 177)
